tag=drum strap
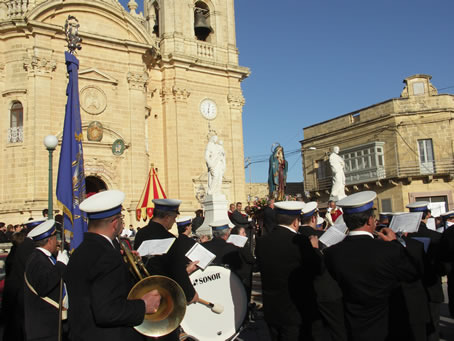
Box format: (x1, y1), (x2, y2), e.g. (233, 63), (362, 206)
(24, 273), (68, 320)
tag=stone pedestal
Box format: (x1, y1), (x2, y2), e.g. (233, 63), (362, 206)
(196, 194), (233, 237)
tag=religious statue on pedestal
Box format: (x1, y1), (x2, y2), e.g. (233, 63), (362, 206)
(329, 146), (346, 201)
(205, 134), (226, 196)
(268, 145), (288, 201)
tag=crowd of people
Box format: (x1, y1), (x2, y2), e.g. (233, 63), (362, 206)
(1, 189), (454, 341)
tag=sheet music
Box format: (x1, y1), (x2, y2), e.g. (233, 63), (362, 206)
(319, 225), (347, 248)
(185, 243), (216, 270)
(227, 234), (248, 247)
(426, 218), (436, 231)
(389, 212), (422, 233)
(137, 238), (175, 257)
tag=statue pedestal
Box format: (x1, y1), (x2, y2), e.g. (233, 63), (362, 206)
(196, 194), (232, 237)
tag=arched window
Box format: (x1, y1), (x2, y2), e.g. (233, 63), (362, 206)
(9, 101), (23, 143)
(194, 1), (213, 41)
(152, 1), (160, 37)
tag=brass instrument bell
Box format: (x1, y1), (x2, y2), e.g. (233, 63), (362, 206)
(120, 241), (186, 337)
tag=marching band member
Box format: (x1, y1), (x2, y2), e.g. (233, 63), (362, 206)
(176, 216), (196, 256)
(256, 201), (321, 341)
(2, 218), (46, 341)
(134, 199), (198, 341)
(24, 219), (69, 341)
(299, 202), (347, 341)
(324, 191), (420, 341)
(65, 190), (161, 341)
(440, 210), (454, 317)
(407, 201), (447, 341)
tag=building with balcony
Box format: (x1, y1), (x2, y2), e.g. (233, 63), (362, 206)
(301, 74), (454, 213)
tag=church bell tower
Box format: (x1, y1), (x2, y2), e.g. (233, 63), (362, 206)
(142, 0), (249, 211)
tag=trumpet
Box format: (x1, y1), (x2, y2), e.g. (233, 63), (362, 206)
(120, 240), (187, 337)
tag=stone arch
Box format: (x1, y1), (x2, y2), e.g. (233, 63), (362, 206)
(27, 0), (155, 45)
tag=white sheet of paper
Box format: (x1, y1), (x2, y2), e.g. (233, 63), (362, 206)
(185, 243), (216, 270)
(227, 234), (248, 247)
(426, 218), (436, 231)
(389, 212), (423, 233)
(319, 225), (347, 248)
(137, 238), (175, 257)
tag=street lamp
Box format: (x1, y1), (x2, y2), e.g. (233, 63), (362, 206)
(43, 135), (58, 219)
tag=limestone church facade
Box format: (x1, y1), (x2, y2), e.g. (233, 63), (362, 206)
(0, 0), (249, 226)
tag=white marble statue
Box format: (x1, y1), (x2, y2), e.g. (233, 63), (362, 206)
(329, 146), (346, 201)
(205, 135), (226, 195)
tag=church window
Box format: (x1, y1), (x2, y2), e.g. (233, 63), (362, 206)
(194, 1), (213, 42)
(9, 101), (23, 143)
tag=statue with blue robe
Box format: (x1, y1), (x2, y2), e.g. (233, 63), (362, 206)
(268, 146), (288, 201)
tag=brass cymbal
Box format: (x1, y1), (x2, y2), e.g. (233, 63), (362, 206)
(128, 275), (187, 337)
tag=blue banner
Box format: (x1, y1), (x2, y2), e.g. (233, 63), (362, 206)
(56, 51), (87, 250)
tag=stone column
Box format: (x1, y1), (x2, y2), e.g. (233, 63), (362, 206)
(126, 70), (149, 212)
(23, 49), (57, 210)
(227, 92), (246, 203)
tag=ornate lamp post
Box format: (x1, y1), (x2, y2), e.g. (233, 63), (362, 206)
(44, 135), (58, 219)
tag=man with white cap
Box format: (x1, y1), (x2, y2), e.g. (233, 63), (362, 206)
(406, 201), (446, 341)
(24, 219), (69, 341)
(65, 190), (161, 341)
(134, 198), (198, 341)
(299, 202), (347, 341)
(324, 191), (420, 341)
(2, 218), (46, 341)
(256, 201), (321, 341)
(176, 216), (196, 255)
(203, 220), (240, 267)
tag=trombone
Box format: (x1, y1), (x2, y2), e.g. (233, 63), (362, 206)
(120, 241), (187, 337)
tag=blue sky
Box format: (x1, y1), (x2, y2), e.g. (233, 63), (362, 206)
(119, 0), (454, 183)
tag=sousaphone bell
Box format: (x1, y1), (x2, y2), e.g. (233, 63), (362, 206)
(121, 241), (187, 337)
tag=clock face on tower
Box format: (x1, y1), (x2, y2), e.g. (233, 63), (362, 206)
(200, 98), (217, 120)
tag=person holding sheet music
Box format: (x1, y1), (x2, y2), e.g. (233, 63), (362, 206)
(256, 201), (321, 341)
(406, 201), (448, 341)
(203, 220), (243, 271)
(134, 199), (199, 341)
(176, 216), (196, 256)
(299, 202), (347, 341)
(324, 191), (420, 341)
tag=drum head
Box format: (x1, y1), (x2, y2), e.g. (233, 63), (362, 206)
(181, 265), (248, 340)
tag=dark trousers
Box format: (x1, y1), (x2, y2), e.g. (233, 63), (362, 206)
(317, 299), (347, 341)
(427, 302), (440, 341)
(448, 271), (454, 316)
(267, 323), (311, 341)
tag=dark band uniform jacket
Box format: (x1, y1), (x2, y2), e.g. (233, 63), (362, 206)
(65, 232), (146, 341)
(203, 237), (243, 270)
(256, 225), (321, 331)
(324, 235), (420, 341)
(298, 225), (347, 341)
(2, 236), (35, 340)
(262, 206), (276, 235)
(134, 221), (196, 302)
(177, 233), (196, 256)
(408, 222), (445, 303)
(24, 248), (66, 341)
(387, 236), (429, 341)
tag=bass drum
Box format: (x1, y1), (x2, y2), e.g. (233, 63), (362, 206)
(181, 265), (248, 340)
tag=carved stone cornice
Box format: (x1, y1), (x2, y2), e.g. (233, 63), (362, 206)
(126, 71), (149, 91)
(159, 86), (191, 103)
(227, 93), (245, 109)
(23, 56), (57, 75)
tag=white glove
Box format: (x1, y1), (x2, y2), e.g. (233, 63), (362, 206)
(57, 250), (69, 265)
